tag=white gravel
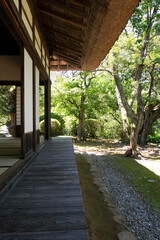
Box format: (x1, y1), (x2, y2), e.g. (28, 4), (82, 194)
(83, 152), (160, 240)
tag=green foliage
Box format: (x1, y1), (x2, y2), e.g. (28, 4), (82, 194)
(39, 86), (45, 116)
(0, 86), (16, 127)
(63, 116), (77, 136)
(40, 113), (65, 133)
(0, 86), (16, 125)
(84, 119), (102, 138)
(103, 117), (123, 139)
(40, 119), (61, 137)
(131, 0), (160, 37)
(147, 120), (160, 143)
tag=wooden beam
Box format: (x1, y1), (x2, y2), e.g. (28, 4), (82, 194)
(49, 1), (86, 19)
(38, 8), (88, 29)
(47, 38), (83, 52)
(48, 41), (83, 56)
(51, 51), (81, 65)
(50, 50), (81, 65)
(44, 26), (84, 45)
(50, 59), (80, 69)
(69, 0), (91, 8)
(50, 55), (80, 66)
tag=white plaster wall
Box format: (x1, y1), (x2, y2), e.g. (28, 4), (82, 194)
(24, 48), (33, 133)
(13, 0), (19, 10)
(22, 0), (33, 40)
(16, 86), (21, 125)
(0, 56), (20, 81)
(35, 67), (39, 130)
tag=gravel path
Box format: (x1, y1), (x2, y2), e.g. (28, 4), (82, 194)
(84, 153), (160, 240)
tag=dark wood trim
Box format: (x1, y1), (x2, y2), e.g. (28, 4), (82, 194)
(33, 60), (36, 151)
(20, 45), (25, 159)
(0, 1), (21, 46)
(0, 81), (20, 86)
(44, 79), (51, 139)
(25, 132), (33, 154)
(16, 125), (21, 137)
(0, 1), (49, 80)
(19, 0), (22, 16)
(36, 129), (40, 145)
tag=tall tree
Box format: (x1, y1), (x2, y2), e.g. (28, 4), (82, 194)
(101, 0), (160, 157)
(52, 71), (98, 142)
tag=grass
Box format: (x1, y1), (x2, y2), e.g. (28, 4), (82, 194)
(112, 154), (160, 211)
(76, 153), (120, 240)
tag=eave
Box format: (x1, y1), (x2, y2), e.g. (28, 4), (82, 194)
(35, 0), (139, 71)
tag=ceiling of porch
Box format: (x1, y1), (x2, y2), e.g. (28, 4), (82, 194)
(35, 0), (139, 71)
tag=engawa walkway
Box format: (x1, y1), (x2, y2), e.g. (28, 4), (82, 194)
(0, 137), (89, 240)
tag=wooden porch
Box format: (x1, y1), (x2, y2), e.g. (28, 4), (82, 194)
(0, 137), (89, 240)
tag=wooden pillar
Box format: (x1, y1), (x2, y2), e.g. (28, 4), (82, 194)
(33, 64), (40, 151)
(44, 79), (51, 139)
(21, 46), (25, 159)
(33, 60), (36, 151)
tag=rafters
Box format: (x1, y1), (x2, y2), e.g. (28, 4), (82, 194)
(51, 50), (81, 65)
(38, 8), (87, 29)
(47, 38), (83, 51)
(69, 0), (91, 8)
(44, 26), (84, 45)
(48, 1), (86, 19)
(48, 41), (83, 56)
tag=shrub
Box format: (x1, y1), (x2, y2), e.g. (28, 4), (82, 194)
(40, 113), (65, 134)
(63, 116), (77, 136)
(147, 134), (160, 144)
(40, 119), (61, 137)
(147, 120), (160, 144)
(84, 119), (102, 138)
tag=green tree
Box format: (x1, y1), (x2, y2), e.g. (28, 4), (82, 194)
(51, 71), (105, 142)
(101, 0), (160, 157)
(0, 86), (15, 126)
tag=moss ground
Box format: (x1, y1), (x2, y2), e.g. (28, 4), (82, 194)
(112, 154), (160, 211)
(76, 153), (120, 240)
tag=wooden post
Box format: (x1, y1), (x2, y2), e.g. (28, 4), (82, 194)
(44, 79), (51, 139)
(20, 45), (25, 159)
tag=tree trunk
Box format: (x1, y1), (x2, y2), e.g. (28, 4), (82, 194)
(125, 122), (139, 157)
(138, 118), (153, 146)
(115, 86), (130, 140)
(138, 105), (160, 146)
(77, 108), (85, 142)
(125, 113), (143, 158)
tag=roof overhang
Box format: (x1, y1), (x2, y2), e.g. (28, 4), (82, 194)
(35, 0), (139, 71)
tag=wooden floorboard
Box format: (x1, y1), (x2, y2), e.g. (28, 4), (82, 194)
(0, 137), (89, 240)
(0, 230), (89, 240)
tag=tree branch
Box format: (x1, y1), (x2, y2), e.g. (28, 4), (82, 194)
(148, 63), (156, 97)
(113, 64), (136, 122)
(68, 97), (79, 110)
(109, 112), (122, 125)
(90, 69), (113, 76)
(54, 86), (79, 119)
